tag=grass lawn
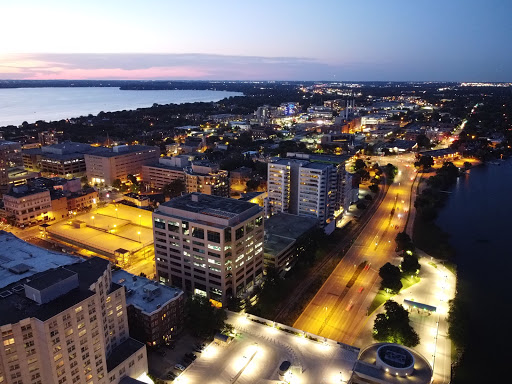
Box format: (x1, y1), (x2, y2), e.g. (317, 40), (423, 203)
(367, 275), (421, 315)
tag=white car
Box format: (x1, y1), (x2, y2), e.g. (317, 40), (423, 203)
(174, 364), (185, 371)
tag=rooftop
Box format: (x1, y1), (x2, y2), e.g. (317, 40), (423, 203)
(86, 145), (158, 158)
(112, 269), (183, 315)
(161, 193), (257, 216)
(5, 185), (49, 198)
(264, 213), (318, 256)
(0, 231), (80, 289)
(106, 337), (145, 372)
(0, 257), (110, 326)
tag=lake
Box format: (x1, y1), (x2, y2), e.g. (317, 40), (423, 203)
(0, 87), (242, 127)
(436, 159), (511, 382)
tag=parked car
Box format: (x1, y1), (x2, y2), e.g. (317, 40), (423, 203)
(174, 364), (185, 371)
(166, 372), (177, 380)
(185, 353), (197, 360)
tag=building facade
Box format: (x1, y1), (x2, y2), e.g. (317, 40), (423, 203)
(0, 256), (149, 384)
(85, 145), (159, 186)
(267, 153), (354, 234)
(141, 156), (189, 190)
(0, 141), (23, 187)
(112, 270), (185, 347)
(3, 186), (52, 227)
(153, 193), (264, 305)
(184, 161), (229, 198)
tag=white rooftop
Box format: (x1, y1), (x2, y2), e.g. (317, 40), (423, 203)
(112, 269), (183, 316)
(0, 231), (81, 289)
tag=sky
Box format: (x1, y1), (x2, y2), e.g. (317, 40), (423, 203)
(1, 0), (511, 81)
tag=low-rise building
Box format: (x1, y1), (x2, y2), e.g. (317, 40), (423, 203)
(141, 156), (190, 189)
(3, 185), (52, 227)
(185, 161), (229, 198)
(263, 213), (319, 273)
(112, 270), (185, 347)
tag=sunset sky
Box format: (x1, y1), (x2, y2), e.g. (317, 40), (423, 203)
(1, 0), (511, 81)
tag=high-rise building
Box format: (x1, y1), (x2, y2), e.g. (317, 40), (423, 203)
(184, 161), (229, 198)
(267, 153), (355, 234)
(153, 193), (264, 305)
(0, 233), (150, 384)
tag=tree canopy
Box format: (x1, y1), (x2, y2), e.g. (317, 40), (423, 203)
(187, 294), (227, 336)
(379, 262), (403, 293)
(373, 300), (420, 347)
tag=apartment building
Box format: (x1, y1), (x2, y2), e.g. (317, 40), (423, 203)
(3, 186), (52, 227)
(141, 156), (190, 189)
(0, 236), (149, 384)
(112, 270), (185, 347)
(267, 153), (355, 234)
(85, 145), (159, 186)
(184, 161), (229, 198)
(153, 193), (264, 305)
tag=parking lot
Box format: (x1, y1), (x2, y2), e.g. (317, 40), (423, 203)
(171, 312), (359, 384)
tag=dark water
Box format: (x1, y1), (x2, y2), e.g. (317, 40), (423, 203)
(436, 159), (511, 381)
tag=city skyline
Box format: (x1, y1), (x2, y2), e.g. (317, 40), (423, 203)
(1, 0), (511, 81)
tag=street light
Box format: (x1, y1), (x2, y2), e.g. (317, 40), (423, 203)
(137, 231), (141, 243)
(115, 208), (118, 218)
(91, 216), (95, 226)
(139, 214), (142, 226)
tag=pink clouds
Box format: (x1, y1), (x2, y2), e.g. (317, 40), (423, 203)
(23, 66), (211, 80)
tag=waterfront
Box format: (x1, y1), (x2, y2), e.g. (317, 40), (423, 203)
(0, 87), (242, 127)
(436, 160), (511, 382)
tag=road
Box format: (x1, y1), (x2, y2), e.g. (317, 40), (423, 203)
(293, 154), (418, 345)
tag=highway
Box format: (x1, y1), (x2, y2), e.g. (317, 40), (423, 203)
(293, 154), (418, 345)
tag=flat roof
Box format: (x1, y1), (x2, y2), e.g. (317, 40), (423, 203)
(112, 270), (183, 315)
(0, 257), (109, 326)
(86, 145), (158, 158)
(25, 268), (76, 291)
(0, 231), (80, 289)
(106, 337), (145, 372)
(161, 193), (257, 216)
(419, 148), (458, 157)
(264, 213), (318, 256)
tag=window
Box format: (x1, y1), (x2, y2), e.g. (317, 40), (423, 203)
(167, 220), (179, 233)
(235, 226), (244, 240)
(181, 221), (189, 235)
(207, 230), (220, 243)
(224, 227), (232, 242)
(154, 218), (165, 229)
(191, 227), (204, 239)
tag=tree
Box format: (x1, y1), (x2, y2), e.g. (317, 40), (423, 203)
(383, 163), (398, 182)
(401, 254), (420, 275)
(379, 263), (403, 293)
(127, 174), (138, 185)
(163, 179), (185, 198)
(246, 178), (260, 192)
(187, 295), (227, 336)
(416, 134), (431, 149)
(373, 300), (420, 347)
(354, 158), (366, 171)
(395, 232), (413, 252)
(416, 155), (434, 170)
(369, 184), (379, 193)
(112, 179), (122, 189)
(80, 175), (90, 187)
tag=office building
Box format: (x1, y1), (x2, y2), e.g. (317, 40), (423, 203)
(85, 145), (159, 186)
(184, 161), (229, 198)
(0, 233), (150, 384)
(153, 193), (264, 305)
(0, 141), (24, 189)
(141, 156), (190, 190)
(112, 270), (185, 347)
